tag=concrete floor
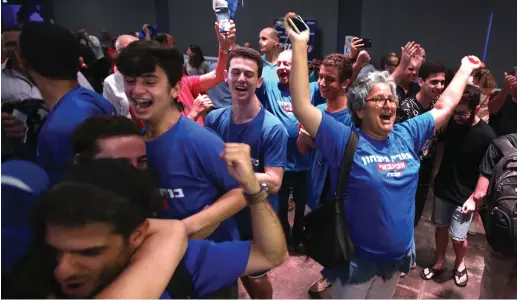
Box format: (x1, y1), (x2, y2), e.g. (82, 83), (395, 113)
(237, 189), (517, 299)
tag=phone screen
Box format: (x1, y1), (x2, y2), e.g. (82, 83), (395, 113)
(215, 6), (230, 32)
(289, 16), (309, 33)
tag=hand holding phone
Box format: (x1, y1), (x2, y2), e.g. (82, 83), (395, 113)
(283, 12), (310, 44)
(287, 15), (309, 34)
(215, 6), (231, 33)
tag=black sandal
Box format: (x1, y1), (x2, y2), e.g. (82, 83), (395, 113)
(420, 267), (445, 280)
(453, 268), (468, 287)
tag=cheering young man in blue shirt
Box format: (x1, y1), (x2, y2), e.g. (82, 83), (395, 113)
(116, 36), (246, 244)
(18, 22), (116, 183)
(205, 47), (288, 298)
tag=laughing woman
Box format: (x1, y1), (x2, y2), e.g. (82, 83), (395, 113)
(283, 12), (482, 299)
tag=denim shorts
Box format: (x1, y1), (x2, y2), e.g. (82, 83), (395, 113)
(432, 195), (473, 241)
(322, 248), (413, 285)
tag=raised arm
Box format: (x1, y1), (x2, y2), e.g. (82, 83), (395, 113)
(389, 41), (419, 86)
(488, 73), (516, 114)
(284, 12), (322, 137)
(430, 56), (482, 130)
(95, 219), (187, 299)
(199, 21), (237, 92)
(218, 143), (288, 275)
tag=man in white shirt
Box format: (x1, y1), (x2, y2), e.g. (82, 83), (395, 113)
(102, 35), (139, 117)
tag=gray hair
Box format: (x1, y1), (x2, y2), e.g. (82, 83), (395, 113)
(347, 70), (397, 126)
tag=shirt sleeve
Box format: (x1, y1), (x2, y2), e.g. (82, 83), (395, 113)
(314, 112), (351, 169)
(185, 239), (251, 297)
(204, 110), (215, 130)
(263, 124), (288, 168)
(479, 142), (502, 178)
(394, 111), (435, 153)
(102, 80), (121, 115)
(184, 75), (202, 96)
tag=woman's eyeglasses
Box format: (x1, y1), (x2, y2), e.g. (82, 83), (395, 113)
(365, 95), (399, 108)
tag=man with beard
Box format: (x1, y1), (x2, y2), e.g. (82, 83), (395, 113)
(422, 85), (496, 287)
(205, 47), (288, 298)
(397, 60), (446, 228)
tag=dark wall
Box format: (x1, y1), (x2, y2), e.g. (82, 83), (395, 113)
(52, 0), (156, 37)
(167, 0), (339, 57)
(360, 0), (517, 83)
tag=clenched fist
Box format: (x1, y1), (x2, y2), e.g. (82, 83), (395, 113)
(220, 143), (261, 194)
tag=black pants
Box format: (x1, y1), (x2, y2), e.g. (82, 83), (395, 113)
(415, 159), (433, 227)
(278, 171), (308, 244)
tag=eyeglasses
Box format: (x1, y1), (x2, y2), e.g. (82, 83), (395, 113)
(453, 110), (472, 117)
(365, 95), (399, 108)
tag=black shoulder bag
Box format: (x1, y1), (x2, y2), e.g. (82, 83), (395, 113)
(301, 130), (358, 268)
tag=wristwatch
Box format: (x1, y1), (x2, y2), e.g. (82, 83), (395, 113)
(220, 47), (233, 55)
(243, 182), (269, 205)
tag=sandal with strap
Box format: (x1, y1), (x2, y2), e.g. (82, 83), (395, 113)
(453, 268), (468, 287)
(420, 267), (445, 280)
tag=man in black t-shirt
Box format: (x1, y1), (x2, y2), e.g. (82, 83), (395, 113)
(422, 85), (497, 287)
(468, 133), (517, 298)
(487, 69), (517, 136)
(397, 60), (446, 228)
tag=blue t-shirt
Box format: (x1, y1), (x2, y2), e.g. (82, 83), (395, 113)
(161, 239), (251, 298)
(37, 86), (116, 183)
(306, 104), (353, 209)
(315, 111), (434, 261)
(205, 106), (288, 237)
(257, 79), (325, 171)
(261, 55), (278, 82)
(146, 115), (241, 242)
(2, 160), (50, 274)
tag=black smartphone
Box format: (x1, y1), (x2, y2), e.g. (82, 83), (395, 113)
(288, 15), (309, 34)
(361, 37), (373, 48)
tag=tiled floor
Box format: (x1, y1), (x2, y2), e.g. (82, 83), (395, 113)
(237, 190), (517, 299)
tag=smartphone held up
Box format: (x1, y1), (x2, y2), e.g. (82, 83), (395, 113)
(287, 15), (309, 34)
(213, 0), (231, 33)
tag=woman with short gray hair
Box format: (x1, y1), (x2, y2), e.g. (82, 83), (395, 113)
(283, 12), (482, 298)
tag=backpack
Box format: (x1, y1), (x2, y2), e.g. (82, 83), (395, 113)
(483, 135), (517, 256)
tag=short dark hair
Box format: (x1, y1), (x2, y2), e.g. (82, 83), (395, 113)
(322, 53), (353, 83)
(117, 39), (183, 88)
(380, 52), (399, 70)
(227, 46), (263, 78)
(459, 84), (481, 110)
(19, 22), (80, 80)
(155, 33), (168, 44)
(31, 159), (161, 238)
(418, 60), (446, 81)
(72, 116), (143, 161)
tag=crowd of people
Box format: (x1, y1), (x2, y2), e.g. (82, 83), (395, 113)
(1, 10), (516, 299)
